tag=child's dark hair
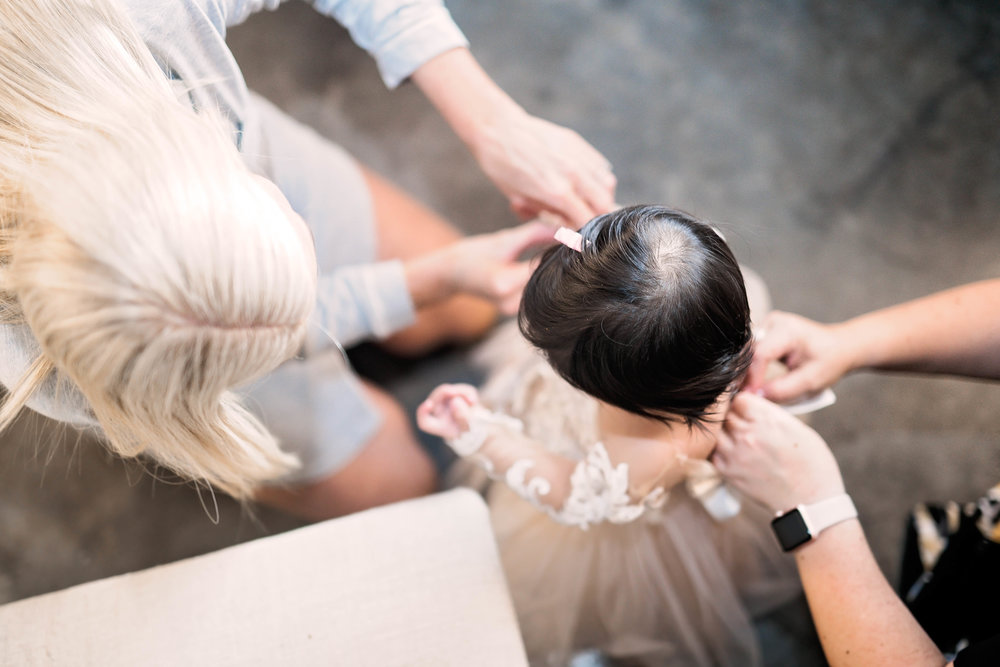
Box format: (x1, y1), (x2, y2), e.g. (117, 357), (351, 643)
(518, 205), (752, 426)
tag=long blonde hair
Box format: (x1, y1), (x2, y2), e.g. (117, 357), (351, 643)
(0, 0), (317, 499)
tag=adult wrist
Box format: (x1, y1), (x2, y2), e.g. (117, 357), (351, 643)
(834, 316), (881, 374)
(771, 493), (857, 552)
(403, 248), (459, 309)
(412, 48), (521, 148)
(464, 100), (528, 163)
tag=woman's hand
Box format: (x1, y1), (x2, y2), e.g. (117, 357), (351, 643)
(713, 392), (845, 513)
(405, 220), (555, 315)
(412, 48), (616, 228)
(448, 220), (556, 314)
(470, 108), (616, 227)
(745, 311), (858, 403)
(417, 383), (480, 439)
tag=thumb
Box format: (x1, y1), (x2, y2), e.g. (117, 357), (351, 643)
(744, 352), (772, 393)
(492, 262), (533, 314)
(509, 195), (540, 221)
(501, 220), (559, 259)
(499, 293), (522, 316)
(449, 396), (473, 430)
(554, 192), (597, 229)
(762, 365), (822, 404)
(746, 325), (796, 391)
(531, 179), (595, 229)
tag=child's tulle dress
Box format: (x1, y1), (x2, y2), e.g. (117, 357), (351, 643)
(444, 274), (802, 666)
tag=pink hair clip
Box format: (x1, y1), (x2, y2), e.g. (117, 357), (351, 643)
(554, 226), (584, 253)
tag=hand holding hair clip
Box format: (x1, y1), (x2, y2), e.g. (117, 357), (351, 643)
(554, 226), (585, 253)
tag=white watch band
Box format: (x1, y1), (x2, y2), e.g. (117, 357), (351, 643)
(799, 494), (857, 536)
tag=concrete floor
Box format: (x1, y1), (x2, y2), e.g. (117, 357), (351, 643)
(2, 1), (999, 664)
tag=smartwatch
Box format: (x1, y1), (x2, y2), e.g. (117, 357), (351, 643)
(771, 494), (857, 552)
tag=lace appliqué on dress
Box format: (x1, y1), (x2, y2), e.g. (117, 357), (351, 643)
(448, 407), (525, 456)
(560, 445), (666, 529)
(448, 407), (665, 530)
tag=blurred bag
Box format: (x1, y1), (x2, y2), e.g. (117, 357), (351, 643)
(898, 484), (1000, 653)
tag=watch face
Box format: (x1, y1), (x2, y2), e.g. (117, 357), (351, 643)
(771, 510), (811, 552)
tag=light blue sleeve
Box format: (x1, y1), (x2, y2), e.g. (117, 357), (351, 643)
(218, 0), (284, 26)
(307, 260), (417, 351)
(306, 0), (469, 88)
(148, 1), (468, 88)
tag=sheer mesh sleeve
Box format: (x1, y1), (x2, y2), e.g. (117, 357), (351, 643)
(448, 406), (666, 529)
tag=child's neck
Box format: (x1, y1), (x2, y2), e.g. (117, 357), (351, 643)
(595, 402), (693, 494)
(595, 402), (721, 494)
(595, 402), (679, 442)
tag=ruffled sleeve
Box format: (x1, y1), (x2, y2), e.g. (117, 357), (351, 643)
(448, 406), (666, 530)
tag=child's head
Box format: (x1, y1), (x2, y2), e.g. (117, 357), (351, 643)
(519, 205), (752, 427)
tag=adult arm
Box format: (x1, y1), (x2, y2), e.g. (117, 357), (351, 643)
(747, 278), (1000, 402)
(403, 220), (555, 316)
(309, 220), (553, 349)
(304, 0), (616, 225)
(713, 392), (947, 667)
(796, 521), (949, 667)
(411, 47), (616, 226)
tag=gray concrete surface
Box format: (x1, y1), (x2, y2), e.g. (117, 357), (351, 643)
(2, 1), (998, 664)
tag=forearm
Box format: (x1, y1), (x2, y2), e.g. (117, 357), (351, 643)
(412, 45), (615, 225)
(838, 279), (1000, 379)
(795, 520), (945, 667)
(402, 247), (458, 310)
(410, 47), (523, 151)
